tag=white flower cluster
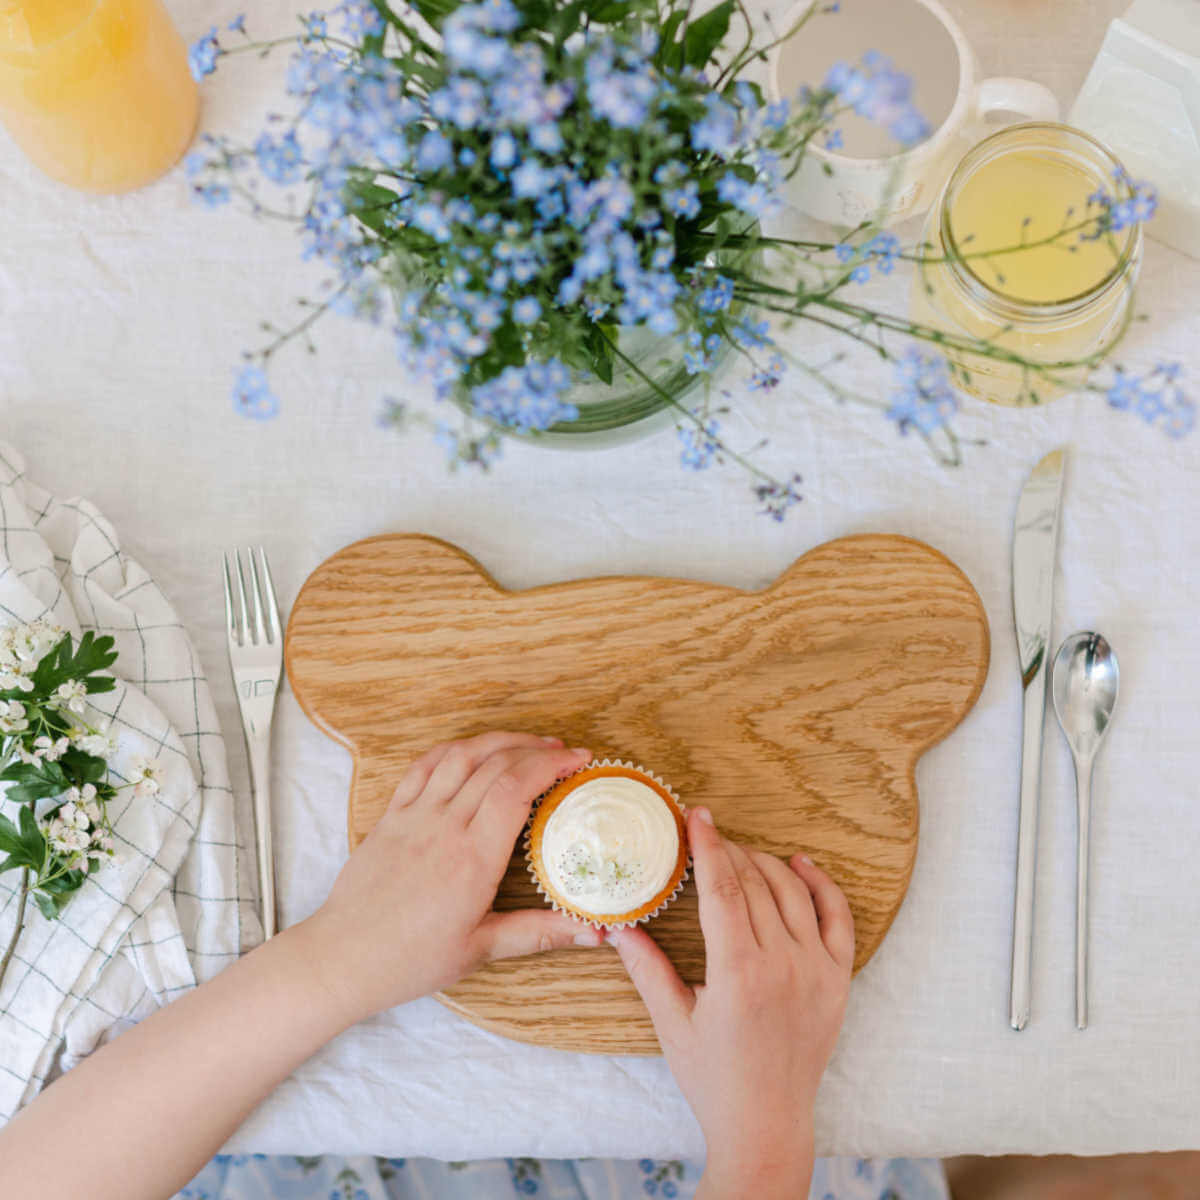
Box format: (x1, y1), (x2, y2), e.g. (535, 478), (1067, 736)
(0, 618), (65, 693)
(15, 734), (69, 765)
(42, 784), (115, 873)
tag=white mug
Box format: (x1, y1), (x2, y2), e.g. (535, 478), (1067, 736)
(767, 0), (1060, 226)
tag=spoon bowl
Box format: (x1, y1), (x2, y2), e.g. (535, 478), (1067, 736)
(1052, 632), (1120, 764)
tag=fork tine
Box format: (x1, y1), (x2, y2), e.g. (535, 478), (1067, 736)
(257, 548), (281, 644)
(222, 553), (237, 642)
(247, 546), (268, 647)
(234, 549), (253, 646)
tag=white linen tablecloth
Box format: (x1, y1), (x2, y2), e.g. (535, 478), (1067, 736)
(3, 0), (1199, 1161)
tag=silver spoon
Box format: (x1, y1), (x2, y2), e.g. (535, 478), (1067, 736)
(1051, 632), (1120, 1030)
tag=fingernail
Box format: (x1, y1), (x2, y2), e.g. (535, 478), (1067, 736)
(798, 854), (813, 865)
(571, 747), (591, 757)
(574, 930), (601, 946)
(694, 807), (714, 825)
(540, 735), (562, 744)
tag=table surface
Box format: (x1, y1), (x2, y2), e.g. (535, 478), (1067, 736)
(4, 0), (1200, 1162)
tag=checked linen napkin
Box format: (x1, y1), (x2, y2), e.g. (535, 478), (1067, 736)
(0, 441), (260, 1118)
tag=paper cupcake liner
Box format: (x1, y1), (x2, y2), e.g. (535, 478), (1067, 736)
(525, 758), (690, 930)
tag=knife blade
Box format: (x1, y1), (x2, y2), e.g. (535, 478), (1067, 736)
(1009, 448), (1066, 1031)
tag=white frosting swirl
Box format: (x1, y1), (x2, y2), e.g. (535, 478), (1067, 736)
(541, 775), (679, 915)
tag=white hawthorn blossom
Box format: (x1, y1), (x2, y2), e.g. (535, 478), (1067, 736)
(128, 754), (165, 798)
(54, 679), (88, 715)
(0, 699), (29, 734)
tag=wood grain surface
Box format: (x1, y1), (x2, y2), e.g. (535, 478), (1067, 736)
(284, 533), (990, 1054)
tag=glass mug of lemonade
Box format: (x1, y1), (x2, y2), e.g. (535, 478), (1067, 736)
(911, 123), (1142, 406)
(0, 0), (197, 193)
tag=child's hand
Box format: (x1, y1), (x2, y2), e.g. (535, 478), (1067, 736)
(609, 808), (854, 1199)
(306, 732), (602, 1024)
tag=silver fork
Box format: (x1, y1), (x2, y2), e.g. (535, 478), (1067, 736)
(223, 547), (283, 940)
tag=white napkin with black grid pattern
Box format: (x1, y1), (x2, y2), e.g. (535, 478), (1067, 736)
(0, 442), (259, 1118)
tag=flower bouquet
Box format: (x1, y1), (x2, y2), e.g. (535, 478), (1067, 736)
(0, 621), (158, 990)
(187, 0), (1188, 517)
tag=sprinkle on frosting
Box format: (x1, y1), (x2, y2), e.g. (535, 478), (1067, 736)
(540, 775), (679, 916)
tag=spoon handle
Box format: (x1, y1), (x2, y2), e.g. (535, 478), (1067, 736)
(1075, 758), (1093, 1030)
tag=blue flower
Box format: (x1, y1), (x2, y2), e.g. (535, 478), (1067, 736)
(662, 1184), (678, 1199)
(1105, 363), (1194, 437)
(188, 28), (220, 80)
(690, 93), (740, 155)
(417, 131), (454, 172)
(823, 54), (928, 146)
(339, 0), (385, 38)
(1085, 176), (1158, 235)
(192, 182), (230, 208)
(664, 181), (700, 219)
(254, 131), (304, 184)
(227, 13), (246, 34)
(679, 420), (721, 469)
(735, 317), (771, 348)
(639, 1160), (655, 1173)
(512, 160), (552, 199)
(304, 11), (328, 38)
(232, 365), (279, 420)
(755, 473), (803, 520)
(490, 131), (519, 170)
(864, 232), (899, 273)
(512, 296), (541, 324)
(697, 276), (733, 313)
(716, 173), (774, 217)
(764, 99), (789, 129)
(886, 347), (957, 435)
(477, 0), (522, 33)
(469, 358), (576, 431)
(824, 128), (844, 150)
(643, 1180), (658, 1196)
(750, 355), (784, 390)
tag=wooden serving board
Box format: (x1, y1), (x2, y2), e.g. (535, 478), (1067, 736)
(285, 533), (989, 1054)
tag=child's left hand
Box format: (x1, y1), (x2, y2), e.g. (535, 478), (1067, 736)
(304, 731), (602, 1024)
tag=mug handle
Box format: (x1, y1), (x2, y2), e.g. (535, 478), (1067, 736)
(974, 77), (1060, 126)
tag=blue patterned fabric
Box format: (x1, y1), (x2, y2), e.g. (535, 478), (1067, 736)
(174, 1154), (949, 1199)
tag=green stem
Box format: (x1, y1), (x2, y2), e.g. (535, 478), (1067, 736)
(597, 329), (787, 489)
(0, 869), (29, 993)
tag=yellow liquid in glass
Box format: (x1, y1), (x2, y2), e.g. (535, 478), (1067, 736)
(0, 0), (198, 193)
(911, 128), (1140, 407)
(947, 153), (1121, 303)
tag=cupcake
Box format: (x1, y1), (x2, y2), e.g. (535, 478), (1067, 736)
(526, 759), (689, 929)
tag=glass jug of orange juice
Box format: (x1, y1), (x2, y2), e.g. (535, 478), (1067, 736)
(0, 0), (198, 193)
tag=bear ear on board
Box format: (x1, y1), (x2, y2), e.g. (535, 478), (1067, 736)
(285, 531), (990, 1055)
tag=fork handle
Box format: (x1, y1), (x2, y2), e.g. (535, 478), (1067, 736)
(246, 738), (277, 940)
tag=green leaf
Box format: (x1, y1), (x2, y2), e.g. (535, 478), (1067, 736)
(682, 0), (734, 68)
(0, 758), (69, 805)
(656, 10), (687, 69)
(33, 891), (62, 921)
(408, 0), (460, 30)
(0, 804), (48, 872)
(28, 631), (117, 698)
(59, 748), (107, 785)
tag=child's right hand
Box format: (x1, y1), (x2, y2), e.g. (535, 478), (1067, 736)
(609, 808), (854, 1200)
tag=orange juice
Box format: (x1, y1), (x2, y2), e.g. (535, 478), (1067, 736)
(0, 0), (198, 192)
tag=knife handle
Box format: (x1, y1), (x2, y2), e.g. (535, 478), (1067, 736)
(1010, 661), (1048, 1030)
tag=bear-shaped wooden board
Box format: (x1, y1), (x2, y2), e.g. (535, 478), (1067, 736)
(284, 533), (989, 1054)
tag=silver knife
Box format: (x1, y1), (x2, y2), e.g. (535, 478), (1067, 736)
(1010, 448), (1066, 1031)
